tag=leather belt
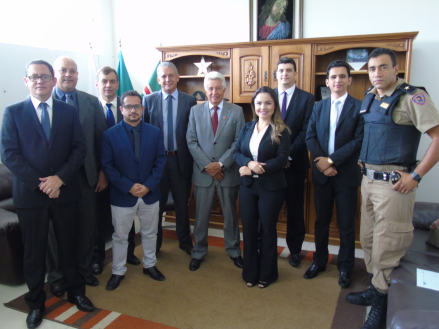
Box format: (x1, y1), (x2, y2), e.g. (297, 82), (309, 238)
(361, 167), (390, 181)
(166, 151), (178, 156)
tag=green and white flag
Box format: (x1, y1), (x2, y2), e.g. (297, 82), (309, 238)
(116, 51), (134, 96)
(142, 61), (161, 97)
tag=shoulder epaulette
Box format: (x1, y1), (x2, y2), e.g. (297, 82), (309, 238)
(364, 86), (374, 96)
(398, 83), (418, 95)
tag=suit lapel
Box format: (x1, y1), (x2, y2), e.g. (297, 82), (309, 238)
(24, 97), (47, 144)
(203, 102), (215, 140)
(175, 90), (184, 129)
(49, 100), (62, 148)
(155, 92), (164, 131)
(283, 88), (299, 121)
(76, 91), (87, 125)
(322, 98), (331, 153)
(116, 122), (136, 160)
(258, 124), (272, 151)
(214, 101), (230, 142)
(336, 95), (353, 129)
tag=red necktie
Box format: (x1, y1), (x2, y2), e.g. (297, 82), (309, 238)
(212, 106), (219, 135)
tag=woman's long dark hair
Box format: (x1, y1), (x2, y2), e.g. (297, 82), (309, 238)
(251, 86), (289, 144)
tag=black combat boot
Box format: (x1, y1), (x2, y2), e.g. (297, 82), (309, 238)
(361, 290), (388, 329)
(346, 282), (377, 306)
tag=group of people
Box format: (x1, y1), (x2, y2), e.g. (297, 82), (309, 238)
(1, 47), (439, 329)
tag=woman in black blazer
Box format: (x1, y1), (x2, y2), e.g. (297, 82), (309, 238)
(233, 87), (290, 288)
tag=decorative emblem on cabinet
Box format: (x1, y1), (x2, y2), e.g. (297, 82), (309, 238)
(166, 53), (178, 58)
(318, 46), (334, 52)
(216, 51), (229, 56)
(386, 43), (404, 47)
(245, 63), (256, 88)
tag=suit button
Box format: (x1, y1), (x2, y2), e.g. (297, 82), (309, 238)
(214, 142), (217, 145)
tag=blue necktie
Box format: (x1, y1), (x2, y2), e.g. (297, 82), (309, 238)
(106, 103), (116, 128)
(40, 102), (50, 141)
(167, 95), (174, 152)
(281, 92), (287, 120)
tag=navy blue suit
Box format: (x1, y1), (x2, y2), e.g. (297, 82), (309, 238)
(143, 90), (197, 250)
(306, 94), (364, 272)
(274, 87), (314, 256)
(1, 97), (86, 309)
(233, 122), (289, 284)
(101, 121), (167, 207)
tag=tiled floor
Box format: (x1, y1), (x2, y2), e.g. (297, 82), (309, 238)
(0, 218), (365, 328)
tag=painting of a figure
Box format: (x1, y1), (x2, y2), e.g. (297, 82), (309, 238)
(258, 0), (293, 41)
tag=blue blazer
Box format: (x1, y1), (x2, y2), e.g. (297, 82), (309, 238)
(1, 97), (86, 208)
(101, 121), (167, 207)
(274, 87), (314, 171)
(233, 121), (289, 191)
(306, 94), (364, 187)
(143, 90), (197, 177)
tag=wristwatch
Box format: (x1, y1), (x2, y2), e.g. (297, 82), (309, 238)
(410, 171), (422, 182)
(327, 157), (333, 165)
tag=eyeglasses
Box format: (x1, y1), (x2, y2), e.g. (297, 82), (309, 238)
(123, 104), (142, 110)
(27, 75), (53, 82)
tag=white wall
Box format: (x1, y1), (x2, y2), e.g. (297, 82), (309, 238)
(303, 0), (439, 201)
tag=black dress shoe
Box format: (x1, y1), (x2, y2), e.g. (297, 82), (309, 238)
(189, 258), (202, 271)
(92, 263), (103, 275)
(230, 256), (244, 269)
(346, 285), (377, 306)
(289, 254), (301, 267)
(143, 266), (165, 281)
(67, 295), (95, 312)
(26, 306), (45, 329)
(338, 271), (352, 288)
(179, 245), (194, 255)
(50, 281), (65, 297)
(84, 274), (99, 286)
(127, 254), (141, 265)
(106, 274), (124, 291)
(303, 264), (326, 279)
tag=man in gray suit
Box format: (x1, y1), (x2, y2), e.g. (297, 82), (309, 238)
(47, 56), (107, 294)
(186, 72), (244, 271)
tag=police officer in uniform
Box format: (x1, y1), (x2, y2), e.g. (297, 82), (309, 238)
(346, 48), (439, 329)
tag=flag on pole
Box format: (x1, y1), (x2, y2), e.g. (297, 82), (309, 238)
(87, 44), (100, 98)
(116, 51), (134, 96)
(142, 61), (161, 97)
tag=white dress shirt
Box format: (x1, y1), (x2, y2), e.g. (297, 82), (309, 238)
(30, 95), (53, 126)
(249, 123), (269, 177)
(277, 84), (296, 114)
(328, 92), (348, 155)
(99, 97), (119, 123)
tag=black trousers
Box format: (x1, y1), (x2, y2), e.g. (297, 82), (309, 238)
(157, 155), (193, 251)
(47, 169), (96, 282)
(17, 202), (85, 310)
(239, 179), (285, 284)
(313, 181), (357, 272)
(285, 169), (307, 255)
(93, 187), (136, 266)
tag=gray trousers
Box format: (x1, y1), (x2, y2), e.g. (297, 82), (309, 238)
(191, 182), (241, 260)
(111, 199), (159, 275)
(46, 169), (96, 282)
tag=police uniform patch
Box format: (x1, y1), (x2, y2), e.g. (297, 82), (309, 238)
(412, 93), (426, 105)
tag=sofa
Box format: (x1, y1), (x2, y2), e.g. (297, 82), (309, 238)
(387, 202), (439, 329)
(0, 163), (25, 285)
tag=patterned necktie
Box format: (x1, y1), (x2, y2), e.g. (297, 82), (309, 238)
(281, 92), (287, 120)
(212, 106), (219, 135)
(39, 102), (50, 141)
(66, 94), (75, 108)
(106, 103), (116, 128)
(167, 95), (174, 152)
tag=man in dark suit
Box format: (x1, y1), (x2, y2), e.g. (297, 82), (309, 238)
(143, 62), (197, 254)
(274, 57), (315, 268)
(101, 90), (167, 291)
(186, 72), (244, 271)
(1, 60), (95, 329)
(46, 56), (107, 294)
(305, 60), (364, 288)
(92, 67), (139, 275)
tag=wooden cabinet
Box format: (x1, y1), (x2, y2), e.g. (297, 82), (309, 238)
(157, 32), (418, 248)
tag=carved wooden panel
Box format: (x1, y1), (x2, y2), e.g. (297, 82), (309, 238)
(314, 40), (408, 55)
(162, 49), (231, 61)
(232, 47), (269, 103)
